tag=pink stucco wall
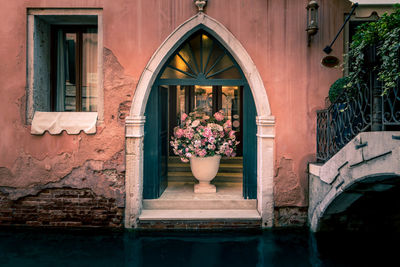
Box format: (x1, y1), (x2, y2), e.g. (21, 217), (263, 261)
(0, 0), (351, 220)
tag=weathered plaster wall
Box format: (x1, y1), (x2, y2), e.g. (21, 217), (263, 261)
(0, 0), (351, 227)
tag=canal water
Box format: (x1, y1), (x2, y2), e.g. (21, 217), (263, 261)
(0, 228), (397, 266)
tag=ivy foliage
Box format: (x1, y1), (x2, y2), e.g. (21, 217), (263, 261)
(347, 5), (400, 95)
(329, 77), (350, 103)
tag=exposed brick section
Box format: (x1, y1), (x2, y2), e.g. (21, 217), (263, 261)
(138, 220), (261, 230)
(0, 188), (123, 228)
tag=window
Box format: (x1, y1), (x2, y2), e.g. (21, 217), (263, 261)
(343, 12), (378, 75)
(51, 26), (98, 112)
(27, 9), (103, 134)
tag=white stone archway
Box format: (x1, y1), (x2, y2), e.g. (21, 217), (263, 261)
(125, 12), (275, 228)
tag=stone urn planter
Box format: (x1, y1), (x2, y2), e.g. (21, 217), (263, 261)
(190, 155), (221, 193)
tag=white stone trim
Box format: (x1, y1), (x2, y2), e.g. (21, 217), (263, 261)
(126, 116), (146, 138)
(350, 0), (398, 5)
(256, 116), (275, 227)
(31, 112), (97, 135)
(309, 163), (322, 177)
(125, 13), (275, 228)
(26, 8), (103, 124)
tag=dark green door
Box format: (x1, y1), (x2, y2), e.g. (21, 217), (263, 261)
(143, 85), (168, 199)
(243, 85), (257, 199)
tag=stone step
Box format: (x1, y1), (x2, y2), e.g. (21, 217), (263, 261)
(168, 172), (242, 183)
(139, 209), (261, 221)
(168, 163), (243, 173)
(142, 199), (256, 210)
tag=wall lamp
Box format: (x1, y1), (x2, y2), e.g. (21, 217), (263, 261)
(306, 0), (319, 46)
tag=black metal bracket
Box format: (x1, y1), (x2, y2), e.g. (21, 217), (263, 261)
(323, 2), (359, 54)
(392, 135), (400, 140)
(355, 142), (368, 150)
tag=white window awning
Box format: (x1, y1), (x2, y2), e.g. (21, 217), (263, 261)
(31, 112), (98, 135)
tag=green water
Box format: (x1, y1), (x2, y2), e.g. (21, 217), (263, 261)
(0, 228), (397, 266)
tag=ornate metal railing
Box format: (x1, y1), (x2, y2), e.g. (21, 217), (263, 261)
(383, 82), (400, 126)
(316, 79), (400, 162)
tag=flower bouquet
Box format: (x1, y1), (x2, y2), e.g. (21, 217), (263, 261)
(170, 110), (239, 193)
(170, 110), (239, 162)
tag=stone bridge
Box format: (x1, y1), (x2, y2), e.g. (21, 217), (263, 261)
(308, 132), (400, 232)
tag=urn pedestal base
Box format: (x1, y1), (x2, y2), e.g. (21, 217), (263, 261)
(190, 155), (221, 194)
(194, 182), (216, 193)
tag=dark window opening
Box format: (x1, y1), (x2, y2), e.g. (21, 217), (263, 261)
(51, 26), (98, 112)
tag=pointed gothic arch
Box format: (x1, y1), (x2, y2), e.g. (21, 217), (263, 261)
(125, 13), (275, 228)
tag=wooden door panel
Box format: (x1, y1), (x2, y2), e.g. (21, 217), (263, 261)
(243, 84), (257, 199)
(143, 85), (168, 199)
(159, 86), (168, 194)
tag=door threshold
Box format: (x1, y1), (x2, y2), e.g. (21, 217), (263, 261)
(139, 209), (260, 220)
(138, 209), (261, 230)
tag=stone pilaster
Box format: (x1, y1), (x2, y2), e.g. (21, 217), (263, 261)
(256, 115), (275, 227)
(125, 116), (145, 228)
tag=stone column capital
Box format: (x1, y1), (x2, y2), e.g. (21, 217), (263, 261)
(256, 115), (275, 126)
(256, 115), (275, 139)
(125, 116), (146, 138)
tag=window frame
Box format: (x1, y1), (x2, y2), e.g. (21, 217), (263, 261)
(26, 9), (103, 130)
(343, 12), (379, 76)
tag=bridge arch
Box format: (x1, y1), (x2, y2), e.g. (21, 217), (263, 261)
(312, 174), (400, 232)
(309, 132), (400, 232)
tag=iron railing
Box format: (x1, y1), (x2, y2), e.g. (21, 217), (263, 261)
(316, 79), (400, 162)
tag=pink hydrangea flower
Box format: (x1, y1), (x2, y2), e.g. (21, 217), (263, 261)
(198, 149), (207, 157)
(203, 127), (212, 138)
(224, 120), (232, 129)
(175, 128), (184, 138)
(224, 147), (234, 157)
(191, 119), (200, 127)
(214, 111), (224, 121)
(181, 113), (188, 122)
(207, 144), (216, 150)
(184, 128), (194, 139)
(193, 140), (201, 148)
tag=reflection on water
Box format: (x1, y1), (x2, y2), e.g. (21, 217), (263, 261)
(0, 228), (398, 266)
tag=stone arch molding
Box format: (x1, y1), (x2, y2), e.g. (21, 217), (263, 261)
(125, 13), (275, 228)
(129, 12), (271, 119)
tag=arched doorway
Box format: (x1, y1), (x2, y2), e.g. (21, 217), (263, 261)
(125, 13), (275, 228)
(143, 30), (257, 200)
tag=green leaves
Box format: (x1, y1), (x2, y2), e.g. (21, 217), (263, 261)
(347, 6), (400, 95)
(329, 77), (350, 103)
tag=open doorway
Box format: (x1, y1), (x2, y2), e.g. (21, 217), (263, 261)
(142, 30), (257, 201)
